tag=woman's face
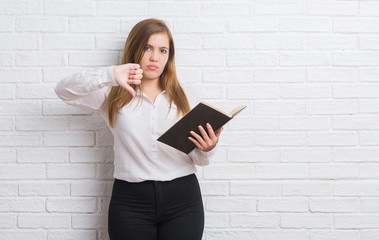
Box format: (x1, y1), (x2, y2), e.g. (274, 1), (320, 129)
(140, 32), (170, 83)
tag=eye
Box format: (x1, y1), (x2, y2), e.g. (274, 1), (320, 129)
(161, 49), (168, 54)
(145, 46), (151, 51)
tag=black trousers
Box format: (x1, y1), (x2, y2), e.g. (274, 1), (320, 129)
(108, 174), (204, 240)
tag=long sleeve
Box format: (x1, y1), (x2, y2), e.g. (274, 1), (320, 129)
(54, 66), (118, 113)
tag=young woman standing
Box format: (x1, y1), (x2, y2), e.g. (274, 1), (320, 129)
(55, 18), (223, 240)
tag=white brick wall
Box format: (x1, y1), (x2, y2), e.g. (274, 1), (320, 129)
(1, 0), (379, 239)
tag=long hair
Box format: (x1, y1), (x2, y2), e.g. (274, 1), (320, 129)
(106, 18), (190, 128)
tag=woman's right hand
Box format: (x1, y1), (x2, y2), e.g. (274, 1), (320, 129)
(113, 64), (143, 98)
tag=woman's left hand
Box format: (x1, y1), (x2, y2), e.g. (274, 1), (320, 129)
(188, 123), (223, 152)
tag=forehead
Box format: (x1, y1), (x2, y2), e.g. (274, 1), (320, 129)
(147, 32), (169, 47)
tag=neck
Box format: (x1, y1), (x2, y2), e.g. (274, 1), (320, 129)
(141, 78), (162, 92)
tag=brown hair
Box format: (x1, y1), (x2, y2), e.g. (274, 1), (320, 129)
(106, 18), (190, 128)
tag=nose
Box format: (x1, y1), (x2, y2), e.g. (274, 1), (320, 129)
(149, 50), (158, 62)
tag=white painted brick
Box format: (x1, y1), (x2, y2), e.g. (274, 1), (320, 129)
(228, 84), (277, 100)
(282, 181), (331, 196)
(280, 51), (330, 66)
(197, 85), (224, 100)
(218, 132), (252, 147)
(0, 148), (15, 163)
(255, 133), (305, 147)
(258, 230), (309, 240)
(280, 84), (330, 99)
(204, 213), (229, 228)
(0, 16), (14, 31)
(0, 182), (17, 196)
(361, 198), (379, 213)
(334, 181), (379, 197)
(280, 18), (330, 32)
(95, 36), (125, 50)
(44, 132), (95, 147)
(47, 164), (96, 179)
(0, 84), (14, 99)
(257, 198), (308, 212)
(333, 83), (379, 98)
(69, 51), (119, 66)
(203, 68), (253, 83)
(44, 34), (94, 50)
(203, 34), (254, 50)
(16, 52), (66, 66)
(333, 115), (379, 130)
(255, 163), (308, 179)
(203, 165), (254, 180)
(43, 67), (85, 83)
(311, 230), (360, 240)
(228, 149), (279, 163)
(255, 100), (305, 115)
(361, 230), (379, 240)
(334, 18), (379, 33)
(177, 68), (201, 84)
(95, 128), (114, 147)
(0, 117), (14, 131)
(228, 51), (277, 67)
(255, 0), (305, 15)
(18, 214), (70, 229)
(44, 1), (95, 15)
(309, 198), (360, 213)
(360, 35), (379, 50)
(174, 19), (226, 33)
(69, 18), (118, 33)
(16, 116), (67, 131)
(230, 214), (279, 228)
(360, 2), (379, 16)
(333, 148), (379, 162)
(206, 230), (257, 240)
(335, 214), (379, 229)
(71, 214), (107, 229)
(309, 163), (358, 179)
(281, 148), (331, 163)
(69, 148), (113, 163)
(0, 133), (41, 147)
(97, 230), (109, 240)
(307, 132), (357, 146)
(176, 51), (225, 67)
(43, 100), (91, 116)
(360, 131), (379, 146)
(48, 230), (97, 240)
(0, 0), (41, 15)
(307, 100), (357, 115)
(230, 181), (281, 197)
(16, 83), (56, 99)
(150, 2), (200, 16)
(206, 197), (256, 212)
(46, 197), (97, 213)
(0, 214), (16, 228)
(228, 17), (277, 32)
(254, 68), (305, 83)
(71, 180), (113, 196)
(0, 231), (46, 240)
(0, 164), (44, 180)
(306, 34), (357, 50)
(0, 33), (39, 50)
(68, 115), (106, 131)
(308, 1), (358, 16)
(19, 182), (68, 196)
(96, 1), (147, 16)
(307, 67), (357, 82)
(360, 67), (379, 82)
(199, 181), (229, 196)
(280, 116), (330, 131)
(360, 164), (379, 178)
(0, 69), (41, 83)
(230, 117), (277, 130)
(281, 214), (332, 229)
(255, 33), (305, 50)
(17, 148), (67, 163)
(0, 198), (44, 212)
(203, 2), (252, 16)
(96, 163), (114, 179)
(334, 52), (379, 66)
(16, 17), (67, 32)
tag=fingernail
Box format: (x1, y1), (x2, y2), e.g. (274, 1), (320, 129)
(127, 80), (132, 83)
(129, 75), (133, 78)
(198, 125), (202, 129)
(206, 123), (210, 127)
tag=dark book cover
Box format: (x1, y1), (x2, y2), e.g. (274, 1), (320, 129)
(157, 102), (246, 154)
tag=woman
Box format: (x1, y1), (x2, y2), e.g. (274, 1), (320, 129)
(55, 18), (222, 240)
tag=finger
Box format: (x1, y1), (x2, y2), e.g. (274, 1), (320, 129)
(188, 136), (203, 150)
(131, 74), (143, 80)
(198, 125), (211, 143)
(124, 84), (136, 98)
(135, 69), (143, 75)
(127, 79), (141, 85)
(206, 123), (216, 139)
(128, 63), (140, 70)
(190, 130), (206, 147)
(215, 127), (223, 138)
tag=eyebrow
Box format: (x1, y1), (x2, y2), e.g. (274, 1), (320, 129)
(146, 44), (169, 50)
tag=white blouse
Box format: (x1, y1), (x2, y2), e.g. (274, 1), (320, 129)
(54, 66), (216, 182)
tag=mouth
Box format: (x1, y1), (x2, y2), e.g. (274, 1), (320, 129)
(147, 65), (158, 70)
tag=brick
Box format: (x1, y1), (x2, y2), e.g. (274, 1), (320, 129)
(255, 133), (305, 147)
(280, 116), (330, 131)
(281, 214), (332, 228)
(0, 164), (45, 180)
(255, 33), (305, 50)
(361, 198), (379, 213)
(255, 163), (307, 179)
(176, 51), (225, 67)
(257, 198), (308, 212)
(333, 83), (379, 98)
(150, 2), (200, 16)
(17, 148), (67, 163)
(44, 1), (95, 15)
(218, 132), (252, 147)
(0, 133), (41, 147)
(306, 34), (357, 50)
(203, 69), (253, 83)
(254, 68), (305, 83)
(360, 2), (379, 16)
(68, 115), (106, 131)
(199, 181), (229, 196)
(69, 18), (118, 33)
(280, 51), (329, 66)
(0, 117), (14, 131)
(0, 33), (39, 50)
(255, 0), (305, 15)
(96, 1), (147, 16)
(228, 149), (279, 163)
(309, 198), (360, 213)
(16, 17), (67, 32)
(228, 51), (277, 67)
(0, 16), (14, 31)
(174, 19), (226, 33)
(69, 51), (119, 66)
(360, 68), (379, 82)
(282, 181), (331, 196)
(334, 52), (379, 66)
(203, 34), (254, 50)
(307, 67), (357, 82)
(230, 181), (281, 197)
(0, 69), (41, 83)
(230, 117), (277, 131)
(335, 214), (379, 229)
(16, 117), (67, 131)
(228, 17), (277, 32)
(0, 214), (16, 228)
(0, 231), (46, 240)
(230, 214), (279, 228)
(43, 100), (91, 116)
(307, 132), (357, 146)
(311, 230), (360, 240)
(360, 35), (379, 50)
(280, 18), (330, 32)
(307, 100), (357, 115)
(44, 132), (95, 147)
(46, 197), (97, 213)
(48, 230), (97, 240)
(258, 230), (309, 240)
(279, 83), (330, 99)
(308, 1), (358, 16)
(0, 198), (44, 212)
(69, 148), (113, 163)
(47, 164), (96, 179)
(19, 182), (68, 196)
(361, 230), (379, 240)
(70, 180), (113, 196)
(334, 181), (379, 196)
(309, 163), (358, 179)
(203, 165), (254, 180)
(206, 230), (257, 240)
(71, 214), (107, 229)
(0, 182), (17, 196)
(333, 148), (379, 162)
(227, 84), (278, 99)
(281, 148), (331, 163)
(16, 52), (66, 66)
(0, 53), (14, 66)
(95, 36), (125, 50)
(96, 163), (114, 179)
(360, 131), (379, 146)
(204, 213), (229, 228)
(334, 18), (379, 33)
(360, 164), (379, 178)
(43, 34), (94, 50)
(0, 0), (41, 15)
(333, 115), (379, 130)
(256, 100), (305, 115)
(206, 197), (256, 212)
(18, 214), (70, 229)
(0, 84), (14, 99)
(203, 2), (252, 16)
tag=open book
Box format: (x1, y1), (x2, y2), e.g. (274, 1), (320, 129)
(157, 102), (247, 154)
